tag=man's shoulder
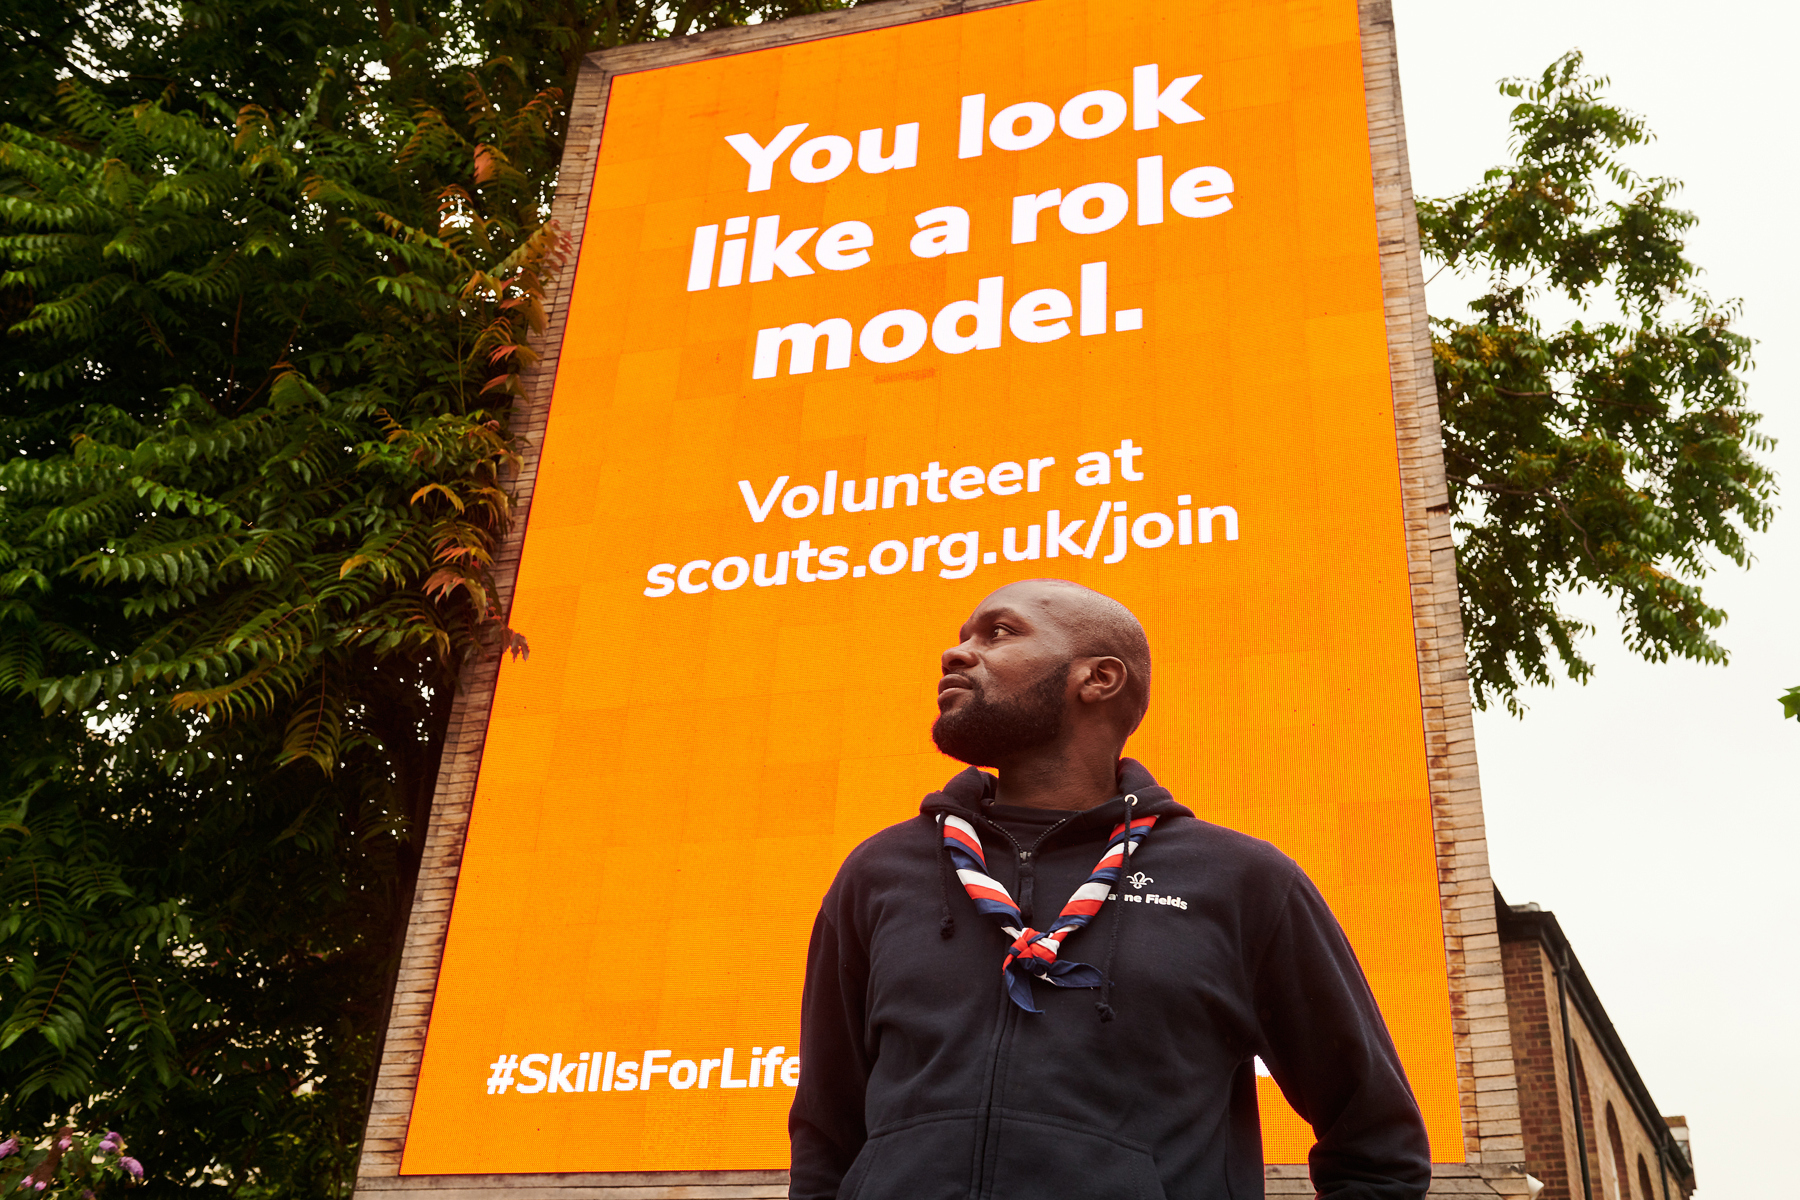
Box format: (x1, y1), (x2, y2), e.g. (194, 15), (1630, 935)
(825, 814), (938, 896)
(1145, 812), (1305, 892)
(847, 814), (936, 860)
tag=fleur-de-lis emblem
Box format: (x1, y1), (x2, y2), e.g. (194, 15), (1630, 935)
(1126, 871), (1153, 889)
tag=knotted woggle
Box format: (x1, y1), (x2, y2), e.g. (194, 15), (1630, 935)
(941, 804), (1158, 1013)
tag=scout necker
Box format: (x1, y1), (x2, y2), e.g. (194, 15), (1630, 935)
(789, 579), (1431, 1199)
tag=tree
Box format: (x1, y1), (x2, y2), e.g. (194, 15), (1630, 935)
(1420, 52), (1775, 713)
(0, 66), (554, 1200)
(0, 1), (830, 1194)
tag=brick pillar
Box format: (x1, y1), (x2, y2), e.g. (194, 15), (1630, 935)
(1503, 940), (1577, 1199)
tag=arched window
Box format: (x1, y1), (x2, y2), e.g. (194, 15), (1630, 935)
(1604, 1102), (1631, 1199)
(1637, 1154), (1657, 1200)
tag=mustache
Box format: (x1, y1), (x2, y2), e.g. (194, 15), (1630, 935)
(940, 672), (984, 697)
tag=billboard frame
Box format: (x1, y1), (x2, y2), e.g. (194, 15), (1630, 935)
(352, 2), (1531, 1195)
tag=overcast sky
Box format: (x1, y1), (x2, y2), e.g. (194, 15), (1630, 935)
(1388, 2), (1798, 1195)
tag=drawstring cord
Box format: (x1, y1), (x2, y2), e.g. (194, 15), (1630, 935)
(1095, 793), (1137, 1023)
(935, 814), (957, 939)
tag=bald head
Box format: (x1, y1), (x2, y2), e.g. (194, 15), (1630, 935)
(934, 580), (1153, 800)
(998, 580), (1152, 731)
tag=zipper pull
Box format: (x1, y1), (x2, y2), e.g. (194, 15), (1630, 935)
(1019, 850), (1032, 862)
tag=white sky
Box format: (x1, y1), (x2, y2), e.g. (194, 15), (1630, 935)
(1388, 2), (1799, 1195)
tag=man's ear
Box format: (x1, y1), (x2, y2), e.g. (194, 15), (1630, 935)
(1075, 656), (1129, 706)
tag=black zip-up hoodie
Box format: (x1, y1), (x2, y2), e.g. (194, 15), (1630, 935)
(789, 760), (1431, 1200)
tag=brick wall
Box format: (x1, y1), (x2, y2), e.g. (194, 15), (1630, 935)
(1499, 916), (1692, 1200)
(1568, 1022), (1684, 1200)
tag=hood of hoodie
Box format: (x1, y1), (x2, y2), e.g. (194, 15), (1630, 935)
(918, 757), (1194, 841)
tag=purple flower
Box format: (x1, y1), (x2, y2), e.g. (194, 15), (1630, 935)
(98, 1138), (118, 1153)
(0, 1139), (15, 1158)
(32, 1183), (46, 1193)
(122, 1157), (144, 1179)
(55, 1137), (72, 1151)
(84, 1191), (97, 1200)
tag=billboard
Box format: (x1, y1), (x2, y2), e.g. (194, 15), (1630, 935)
(377, 0), (1487, 1182)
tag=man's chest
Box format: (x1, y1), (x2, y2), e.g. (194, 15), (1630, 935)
(857, 838), (1257, 1044)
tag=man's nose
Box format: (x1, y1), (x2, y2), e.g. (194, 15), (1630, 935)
(942, 641), (978, 673)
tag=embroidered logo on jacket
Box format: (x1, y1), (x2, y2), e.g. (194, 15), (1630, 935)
(1108, 889), (1189, 910)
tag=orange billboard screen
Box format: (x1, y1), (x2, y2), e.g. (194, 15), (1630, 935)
(400, 0), (1462, 1174)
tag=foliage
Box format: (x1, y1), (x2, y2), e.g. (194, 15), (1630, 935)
(0, 71), (554, 1198)
(0, 1125), (143, 1196)
(0, 0), (835, 1194)
(1781, 686), (1799, 722)
(1420, 52), (1775, 712)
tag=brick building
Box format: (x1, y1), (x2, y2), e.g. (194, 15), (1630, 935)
(1498, 889), (1696, 1200)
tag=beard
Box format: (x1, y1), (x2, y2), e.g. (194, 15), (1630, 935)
(931, 659), (1071, 767)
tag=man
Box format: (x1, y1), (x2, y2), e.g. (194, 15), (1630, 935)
(789, 579), (1432, 1200)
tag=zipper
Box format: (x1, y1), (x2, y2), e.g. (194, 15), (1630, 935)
(973, 812), (1081, 926)
(970, 976), (1016, 1200)
(964, 807), (1092, 1200)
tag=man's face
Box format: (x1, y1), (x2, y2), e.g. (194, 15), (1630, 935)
(931, 585), (1076, 768)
